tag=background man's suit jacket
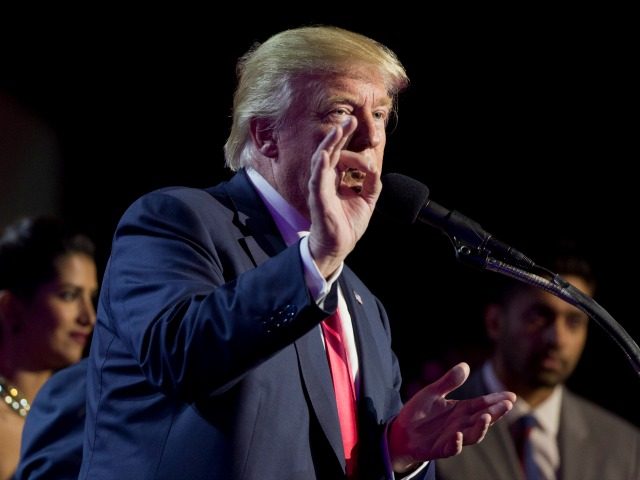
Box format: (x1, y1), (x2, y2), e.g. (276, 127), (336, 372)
(79, 170), (433, 480)
(436, 369), (640, 480)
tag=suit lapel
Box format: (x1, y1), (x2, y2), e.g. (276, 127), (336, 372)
(341, 275), (386, 409)
(477, 376), (523, 479)
(492, 420), (526, 480)
(341, 271), (405, 480)
(558, 391), (591, 480)
(214, 170), (287, 266)
(295, 326), (345, 466)
(294, 273), (392, 473)
(215, 171), (346, 468)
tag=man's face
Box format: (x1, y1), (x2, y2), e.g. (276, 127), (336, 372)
(488, 275), (592, 390)
(265, 68), (392, 217)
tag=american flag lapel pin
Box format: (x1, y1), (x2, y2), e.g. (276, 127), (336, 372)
(353, 291), (363, 305)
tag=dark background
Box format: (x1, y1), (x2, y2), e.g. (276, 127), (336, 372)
(2, 10), (638, 426)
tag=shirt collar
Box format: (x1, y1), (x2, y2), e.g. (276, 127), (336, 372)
(482, 360), (562, 436)
(246, 168), (310, 246)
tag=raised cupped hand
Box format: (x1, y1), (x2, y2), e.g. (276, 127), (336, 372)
(307, 117), (382, 277)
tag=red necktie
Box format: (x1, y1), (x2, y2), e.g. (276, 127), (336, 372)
(321, 308), (358, 477)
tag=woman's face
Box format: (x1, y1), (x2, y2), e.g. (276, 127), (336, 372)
(18, 252), (98, 369)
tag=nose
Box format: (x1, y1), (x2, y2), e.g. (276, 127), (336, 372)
(543, 318), (569, 347)
(348, 112), (382, 151)
(78, 295), (96, 327)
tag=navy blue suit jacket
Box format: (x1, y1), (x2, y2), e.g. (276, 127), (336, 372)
(15, 359), (88, 480)
(79, 171), (433, 479)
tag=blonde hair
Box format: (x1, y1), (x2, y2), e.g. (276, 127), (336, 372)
(224, 26), (409, 170)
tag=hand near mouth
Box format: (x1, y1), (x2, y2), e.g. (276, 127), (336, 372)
(341, 168), (367, 193)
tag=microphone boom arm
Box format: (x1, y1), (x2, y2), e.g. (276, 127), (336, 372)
(377, 172), (640, 376)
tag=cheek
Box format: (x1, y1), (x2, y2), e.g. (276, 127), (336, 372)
(37, 300), (75, 330)
(570, 331), (588, 351)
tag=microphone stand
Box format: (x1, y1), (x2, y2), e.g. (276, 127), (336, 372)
(447, 237), (640, 377)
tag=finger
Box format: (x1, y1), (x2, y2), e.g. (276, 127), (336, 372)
(461, 413), (491, 446)
(425, 362), (470, 398)
(337, 147), (376, 172)
(310, 127), (340, 177)
(334, 117), (357, 153)
(361, 151), (381, 192)
(438, 431), (464, 459)
(327, 117), (357, 169)
(312, 115), (354, 164)
(487, 399), (515, 424)
(483, 391), (516, 406)
(452, 391), (516, 419)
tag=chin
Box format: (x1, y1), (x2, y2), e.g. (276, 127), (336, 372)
(535, 371), (565, 388)
(52, 351), (83, 369)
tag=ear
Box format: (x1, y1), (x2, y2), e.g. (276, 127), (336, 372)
(0, 290), (12, 320)
(0, 290), (27, 334)
(249, 118), (278, 158)
(484, 303), (503, 342)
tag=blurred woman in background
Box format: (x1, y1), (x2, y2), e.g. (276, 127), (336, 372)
(0, 216), (97, 480)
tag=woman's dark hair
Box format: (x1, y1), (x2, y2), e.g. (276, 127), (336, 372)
(0, 216), (95, 300)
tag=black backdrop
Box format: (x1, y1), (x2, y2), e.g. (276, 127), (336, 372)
(2, 10), (638, 426)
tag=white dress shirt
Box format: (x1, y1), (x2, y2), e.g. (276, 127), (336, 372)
(483, 361), (562, 480)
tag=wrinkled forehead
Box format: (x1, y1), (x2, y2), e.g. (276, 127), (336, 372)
(289, 69), (393, 109)
(506, 282), (592, 318)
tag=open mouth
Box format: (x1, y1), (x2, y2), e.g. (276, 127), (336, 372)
(341, 168), (366, 193)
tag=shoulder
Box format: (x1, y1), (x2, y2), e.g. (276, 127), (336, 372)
(120, 172), (250, 229)
(116, 184), (234, 241)
(563, 389), (640, 437)
(129, 185), (225, 216)
(35, 360), (87, 404)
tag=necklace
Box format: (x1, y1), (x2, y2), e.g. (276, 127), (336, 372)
(0, 375), (30, 417)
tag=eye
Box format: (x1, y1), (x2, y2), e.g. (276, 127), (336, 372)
(373, 110), (388, 122)
(321, 107), (353, 125)
(58, 290), (79, 302)
(525, 313), (547, 330)
(523, 305), (553, 330)
(332, 107), (352, 117)
(566, 314), (588, 331)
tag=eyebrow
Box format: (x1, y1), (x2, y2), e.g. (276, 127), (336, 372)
(325, 94), (392, 108)
(57, 282), (98, 293)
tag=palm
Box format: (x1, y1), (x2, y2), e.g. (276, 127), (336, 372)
(388, 363), (516, 472)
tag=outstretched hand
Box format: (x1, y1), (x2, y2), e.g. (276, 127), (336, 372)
(388, 362), (516, 474)
(307, 116), (382, 277)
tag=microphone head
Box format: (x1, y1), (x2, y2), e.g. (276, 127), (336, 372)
(378, 173), (430, 225)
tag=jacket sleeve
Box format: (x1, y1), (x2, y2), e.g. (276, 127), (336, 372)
(104, 189), (331, 400)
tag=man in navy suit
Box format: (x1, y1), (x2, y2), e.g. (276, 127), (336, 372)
(79, 26), (515, 479)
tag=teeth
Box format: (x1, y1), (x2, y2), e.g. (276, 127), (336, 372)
(342, 168), (365, 193)
(346, 168), (366, 180)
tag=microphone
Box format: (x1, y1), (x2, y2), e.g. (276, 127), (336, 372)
(377, 173), (534, 268)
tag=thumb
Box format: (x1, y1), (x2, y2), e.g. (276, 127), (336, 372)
(426, 362), (470, 398)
